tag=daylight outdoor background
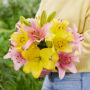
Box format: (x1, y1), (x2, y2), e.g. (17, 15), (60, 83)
(0, 0), (44, 90)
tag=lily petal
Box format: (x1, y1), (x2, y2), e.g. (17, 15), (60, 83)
(73, 24), (77, 32)
(58, 65), (65, 80)
(43, 60), (55, 70)
(23, 62), (32, 73)
(30, 19), (39, 30)
(23, 40), (33, 49)
(23, 26), (34, 31)
(41, 23), (52, 33)
(31, 61), (43, 78)
(65, 63), (77, 73)
(72, 57), (80, 62)
(4, 53), (11, 59)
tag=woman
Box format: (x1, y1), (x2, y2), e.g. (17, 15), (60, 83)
(36, 0), (90, 90)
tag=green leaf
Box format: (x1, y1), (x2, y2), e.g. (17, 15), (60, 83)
(40, 10), (47, 27)
(47, 11), (56, 22)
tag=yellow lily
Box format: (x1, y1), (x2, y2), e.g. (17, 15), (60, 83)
(11, 16), (30, 52)
(51, 19), (69, 34)
(45, 19), (69, 41)
(22, 44), (59, 78)
(11, 30), (29, 52)
(53, 31), (74, 52)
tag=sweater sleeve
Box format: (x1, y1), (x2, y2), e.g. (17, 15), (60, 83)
(75, 6), (90, 71)
(77, 7), (90, 55)
(82, 8), (90, 55)
(75, 8), (90, 72)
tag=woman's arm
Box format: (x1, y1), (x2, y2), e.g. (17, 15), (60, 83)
(76, 7), (90, 71)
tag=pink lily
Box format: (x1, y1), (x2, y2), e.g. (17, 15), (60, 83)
(56, 49), (80, 80)
(23, 18), (52, 49)
(67, 24), (84, 54)
(4, 46), (27, 70)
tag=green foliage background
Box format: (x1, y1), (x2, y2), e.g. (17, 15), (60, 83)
(0, 0), (44, 90)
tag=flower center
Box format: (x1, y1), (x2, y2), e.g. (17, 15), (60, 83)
(35, 56), (42, 61)
(57, 40), (64, 48)
(59, 57), (71, 64)
(20, 37), (26, 43)
(31, 30), (42, 40)
(58, 24), (65, 30)
(49, 56), (52, 61)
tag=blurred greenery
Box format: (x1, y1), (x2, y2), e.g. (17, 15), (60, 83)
(0, 0), (45, 90)
(0, 0), (41, 29)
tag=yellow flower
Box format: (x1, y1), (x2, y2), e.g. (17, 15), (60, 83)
(11, 30), (29, 52)
(22, 44), (59, 78)
(51, 19), (69, 34)
(53, 31), (74, 52)
(45, 19), (69, 41)
(10, 16), (31, 52)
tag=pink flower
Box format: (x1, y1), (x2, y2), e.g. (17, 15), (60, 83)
(23, 19), (52, 49)
(56, 49), (80, 80)
(4, 46), (26, 70)
(67, 24), (84, 54)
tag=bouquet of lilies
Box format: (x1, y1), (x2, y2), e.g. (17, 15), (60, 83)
(4, 11), (84, 79)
